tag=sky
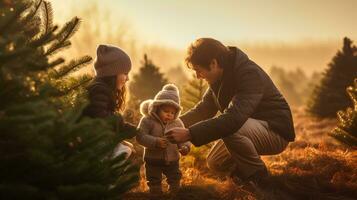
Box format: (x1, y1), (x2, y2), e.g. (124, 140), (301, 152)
(50, 0), (356, 75)
(52, 0), (357, 48)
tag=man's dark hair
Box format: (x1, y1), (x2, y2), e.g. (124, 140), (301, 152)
(185, 38), (230, 70)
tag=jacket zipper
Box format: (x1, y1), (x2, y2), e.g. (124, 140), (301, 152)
(162, 124), (169, 165)
(151, 112), (170, 165)
(211, 81), (223, 111)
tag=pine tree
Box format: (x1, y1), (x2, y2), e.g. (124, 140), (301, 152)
(0, 1), (138, 199)
(180, 75), (212, 166)
(181, 75), (208, 112)
(166, 65), (189, 86)
(330, 78), (357, 147)
(308, 37), (357, 117)
(129, 54), (168, 107)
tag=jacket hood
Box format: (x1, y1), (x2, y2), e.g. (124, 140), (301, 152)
(140, 99), (182, 120)
(230, 46), (249, 67)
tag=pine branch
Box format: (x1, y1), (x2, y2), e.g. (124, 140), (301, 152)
(0, 27), (57, 64)
(185, 96), (200, 103)
(9, 0), (43, 37)
(0, 2), (29, 33)
(65, 76), (92, 92)
(41, 17), (80, 58)
(28, 0), (43, 20)
(48, 58), (65, 69)
(26, 60), (49, 72)
(330, 128), (357, 147)
(112, 174), (139, 196)
(182, 101), (195, 110)
(54, 17), (80, 44)
(54, 75), (92, 97)
(44, 40), (71, 56)
(40, 0), (53, 35)
(184, 89), (200, 100)
(29, 25), (58, 47)
(51, 56), (92, 79)
(0, 47), (32, 64)
(337, 111), (348, 125)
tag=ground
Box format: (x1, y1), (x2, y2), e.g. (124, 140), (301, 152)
(123, 107), (357, 200)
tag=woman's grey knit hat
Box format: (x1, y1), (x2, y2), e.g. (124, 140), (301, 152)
(94, 44), (131, 77)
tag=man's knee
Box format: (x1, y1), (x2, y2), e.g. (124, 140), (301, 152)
(222, 119), (268, 148)
(206, 146), (226, 172)
(206, 147), (234, 173)
(206, 153), (221, 172)
(234, 118), (266, 137)
(222, 133), (251, 151)
(206, 155), (236, 175)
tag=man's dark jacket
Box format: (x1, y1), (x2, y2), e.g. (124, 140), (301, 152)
(181, 47), (295, 146)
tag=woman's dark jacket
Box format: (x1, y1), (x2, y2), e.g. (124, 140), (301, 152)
(82, 79), (137, 139)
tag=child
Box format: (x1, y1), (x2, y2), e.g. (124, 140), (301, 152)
(136, 84), (191, 194)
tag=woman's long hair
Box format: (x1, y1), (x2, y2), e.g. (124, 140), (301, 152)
(96, 75), (127, 113)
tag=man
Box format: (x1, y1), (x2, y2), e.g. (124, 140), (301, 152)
(166, 38), (295, 185)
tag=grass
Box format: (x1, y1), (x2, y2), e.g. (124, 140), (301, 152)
(124, 107), (357, 199)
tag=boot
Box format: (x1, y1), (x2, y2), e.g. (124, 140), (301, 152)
(168, 183), (180, 193)
(148, 185), (163, 195)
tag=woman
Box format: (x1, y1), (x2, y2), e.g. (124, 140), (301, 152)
(83, 44), (137, 158)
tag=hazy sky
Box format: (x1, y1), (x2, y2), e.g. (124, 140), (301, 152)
(52, 0), (357, 48)
(50, 0), (356, 75)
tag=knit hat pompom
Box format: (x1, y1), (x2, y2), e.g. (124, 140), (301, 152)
(154, 83), (180, 103)
(162, 84), (178, 92)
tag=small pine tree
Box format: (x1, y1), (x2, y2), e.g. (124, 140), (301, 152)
(129, 54), (168, 107)
(330, 78), (357, 147)
(181, 75), (208, 112)
(308, 37), (357, 117)
(166, 65), (189, 86)
(0, 1), (138, 199)
(180, 75), (212, 166)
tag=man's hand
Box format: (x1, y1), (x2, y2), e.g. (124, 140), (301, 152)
(179, 146), (190, 156)
(165, 128), (191, 144)
(156, 137), (168, 149)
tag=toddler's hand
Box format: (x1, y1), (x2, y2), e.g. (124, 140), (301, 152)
(156, 138), (168, 149)
(179, 146), (190, 156)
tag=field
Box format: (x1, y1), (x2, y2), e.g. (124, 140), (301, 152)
(123, 107), (357, 200)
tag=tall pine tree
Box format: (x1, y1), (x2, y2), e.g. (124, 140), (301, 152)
(308, 37), (357, 117)
(330, 78), (357, 147)
(129, 54), (167, 107)
(0, 1), (138, 199)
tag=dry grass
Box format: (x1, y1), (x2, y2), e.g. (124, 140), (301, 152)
(124, 107), (357, 199)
